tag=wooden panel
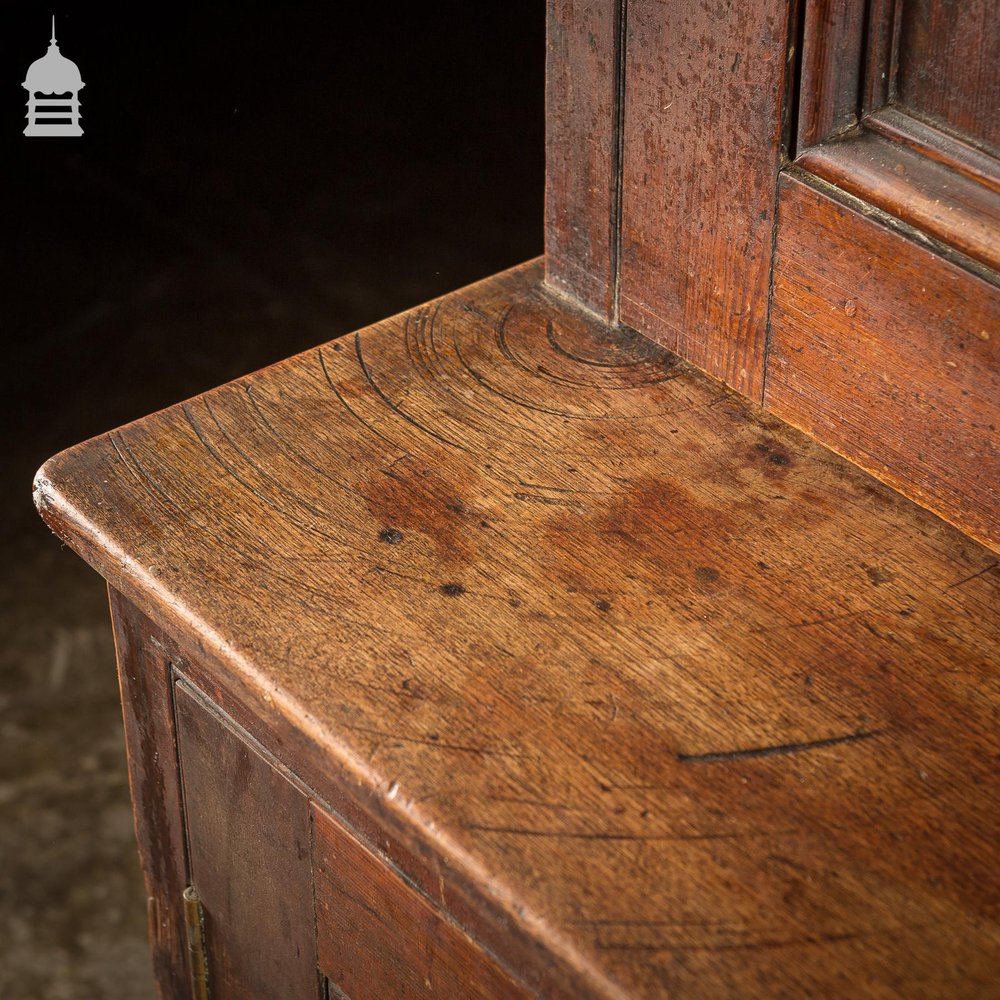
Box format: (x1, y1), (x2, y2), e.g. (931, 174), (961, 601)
(796, 0), (865, 150)
(797, 129), (1000, 271)
(314, 805), (531, 1000)
(108, 590), (191, 999)
(896, 0), (1000, 153)
(767, 171), (1000, 551)
(544, 0), (620, 319)
(860, 0), (897, 112)
(175, 682), (320, 1000)
(618, 0), (793, 400)
(37, 261), (1000, 997)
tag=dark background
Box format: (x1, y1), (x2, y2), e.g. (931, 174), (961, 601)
(1, 5), (543, 995)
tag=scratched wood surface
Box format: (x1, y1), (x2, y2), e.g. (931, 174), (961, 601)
(36, 261), (1000, 997)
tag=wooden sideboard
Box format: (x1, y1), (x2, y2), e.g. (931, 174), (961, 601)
(36, 2), (999, 997)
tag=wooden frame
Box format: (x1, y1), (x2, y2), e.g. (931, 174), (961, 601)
(766, 0), (1000, 551)
(616, 0), (794, 400)
(541, 0), (999, 548)
(793, 0), (1000, 273)
(544, 0), (624, 321)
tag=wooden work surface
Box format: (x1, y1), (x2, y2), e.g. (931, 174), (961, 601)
(36, 261), (1000, 997)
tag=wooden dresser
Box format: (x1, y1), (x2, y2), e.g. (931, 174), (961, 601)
(35, 2), (999, 998)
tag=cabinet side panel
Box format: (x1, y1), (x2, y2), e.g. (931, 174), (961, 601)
(175, 682), (320, 999)
(545, 0), (620, 318)
(619, 0), (793, 399)
(766, 172), (1000, 552)
(109, 588), (190, 1000)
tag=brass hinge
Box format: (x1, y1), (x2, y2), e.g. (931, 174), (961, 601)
(183, 885), (211, 1000)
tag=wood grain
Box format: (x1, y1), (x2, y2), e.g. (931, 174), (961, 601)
(797, 129), (1000, 271)
(767, 171), (1000, 552)
(108, 591), (191, 1000)
(796, 0), (865, 150)
(175, 682), (320, 999)
(860, 0), (898, 112)
(618, 0), (793, 399)
(865, 105), (1000, 194)
(314, 805), (531, 999)
(896, 0), (1000, 154)
(545, 0), (621, 319)
(149, 623), (595, 1000)
(36, 261), (1000, 997)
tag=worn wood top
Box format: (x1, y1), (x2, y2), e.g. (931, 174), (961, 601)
(36, 261), (1000, 998)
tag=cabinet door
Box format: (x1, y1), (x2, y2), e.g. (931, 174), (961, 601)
(768, 0), (1000, 551)
(313, 806), (532, 1000)
(175, 682), (321, 1000)
(175, 681), (532, 1000)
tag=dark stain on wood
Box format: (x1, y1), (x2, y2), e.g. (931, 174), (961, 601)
(37, 261), (1000, 998)
(677, 729), (883, 765)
